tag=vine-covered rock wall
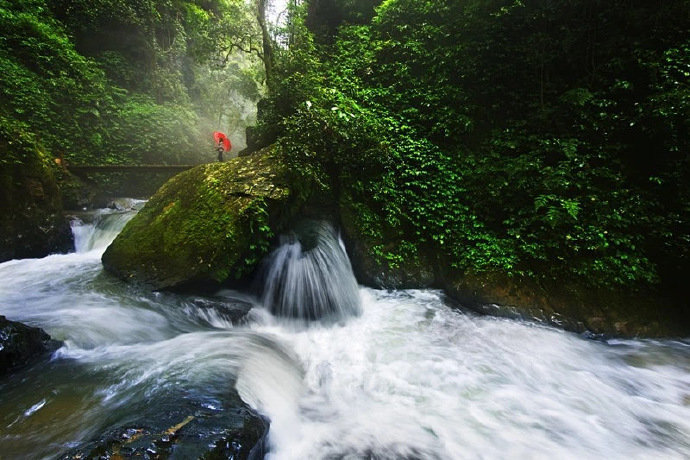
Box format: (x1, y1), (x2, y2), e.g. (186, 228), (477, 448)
(0, 143), (73, 262)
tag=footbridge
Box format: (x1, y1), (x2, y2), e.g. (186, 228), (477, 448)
(67, 164), (197, 174)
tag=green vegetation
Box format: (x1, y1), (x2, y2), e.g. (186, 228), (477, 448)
(0, 0), (270, 262)
(253, 0), (689, 300)
(1, 0), (688, 325)
(0, 123), (72, 259)
(0, 0), (264, 166)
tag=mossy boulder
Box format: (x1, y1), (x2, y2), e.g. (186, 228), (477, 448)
(0, 137), (73, 262)
(102, 147), (293, 290)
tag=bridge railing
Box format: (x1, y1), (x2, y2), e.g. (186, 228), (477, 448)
(67, 164), (198, 174)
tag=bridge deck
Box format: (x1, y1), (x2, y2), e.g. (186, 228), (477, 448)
(68, 164), (197, 173)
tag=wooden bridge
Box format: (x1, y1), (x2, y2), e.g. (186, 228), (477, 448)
(67, 164), (197, 174)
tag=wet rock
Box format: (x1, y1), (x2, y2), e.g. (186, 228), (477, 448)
(102, 147), (296, 290)
(62, 394), (268, 460)
(441, 270), (690, 338)
(0, 316), (61, 375)
(188, 297), (254, 325)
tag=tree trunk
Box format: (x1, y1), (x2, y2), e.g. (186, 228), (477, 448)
(257, 0), (274, 90)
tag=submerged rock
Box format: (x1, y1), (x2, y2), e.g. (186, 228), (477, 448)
(0, 316), (60, 375)
(102, 147), (294, 290)
(188, 296), (255, 325)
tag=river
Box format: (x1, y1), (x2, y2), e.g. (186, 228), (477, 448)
(0, 203), (689, 459)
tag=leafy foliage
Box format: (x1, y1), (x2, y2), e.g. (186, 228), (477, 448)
(0, 0), (112, 161)
(258, 0), (690, 294)
(0, 0), (265, 168)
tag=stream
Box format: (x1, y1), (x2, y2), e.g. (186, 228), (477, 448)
(0, 202), (689, 459)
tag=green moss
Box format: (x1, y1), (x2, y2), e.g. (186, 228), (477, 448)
(102, 147), (292, 289)
(0, 130), (72, 261)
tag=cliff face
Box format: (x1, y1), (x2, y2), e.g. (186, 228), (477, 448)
(0, 144), (73, 262)
(102, 147), (295, 290)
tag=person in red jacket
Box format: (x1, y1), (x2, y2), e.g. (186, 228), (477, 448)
(213, 131), (231, 162)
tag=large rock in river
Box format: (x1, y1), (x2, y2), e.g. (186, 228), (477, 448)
(102, 148), (292, 290)
(0, 315), (60, 375)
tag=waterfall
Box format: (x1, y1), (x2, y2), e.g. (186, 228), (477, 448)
(259, 221), (361, 321)
(70, 199), (145, 253)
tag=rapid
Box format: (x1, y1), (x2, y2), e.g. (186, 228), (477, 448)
(0, 203), (689, 459)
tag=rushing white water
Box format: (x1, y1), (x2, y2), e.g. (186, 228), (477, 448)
(259, 221), (361, 321)
(249, 290), (690, 459)
(71, 199), (145, 253)
(0, 207), (689, 459)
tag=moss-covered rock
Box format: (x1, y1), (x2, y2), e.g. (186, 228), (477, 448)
(102, 147), (293, 290)
(0, 138), (73, 262)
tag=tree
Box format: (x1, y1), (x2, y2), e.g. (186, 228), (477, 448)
(257, 0), (274, 86)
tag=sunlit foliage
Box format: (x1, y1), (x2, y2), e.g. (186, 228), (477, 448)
(0, 0), (264, 165)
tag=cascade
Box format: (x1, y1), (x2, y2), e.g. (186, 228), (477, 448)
(70, 199), (145, 253)
(258, 221), (361, 321)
